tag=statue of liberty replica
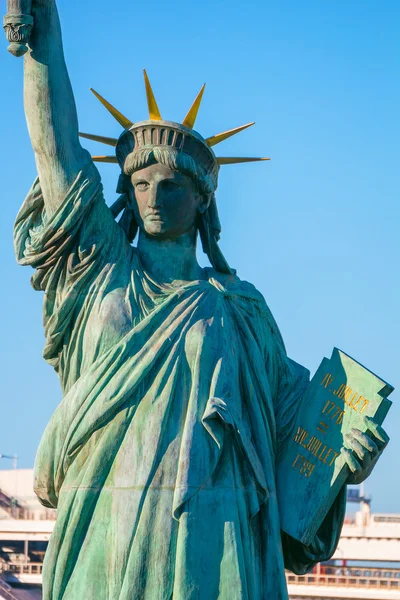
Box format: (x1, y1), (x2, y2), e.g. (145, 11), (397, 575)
(4, 0), (389, 598)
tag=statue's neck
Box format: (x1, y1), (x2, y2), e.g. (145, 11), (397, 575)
(137, 228), (204, 284)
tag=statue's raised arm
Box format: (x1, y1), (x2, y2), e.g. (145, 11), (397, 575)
(8, 0), (89, 216)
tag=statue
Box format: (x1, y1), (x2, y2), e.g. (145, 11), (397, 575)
(5, 1), (390, 598)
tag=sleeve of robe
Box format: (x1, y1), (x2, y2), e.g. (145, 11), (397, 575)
(259, 300), (347, 574)
(13, 158), (130, 389)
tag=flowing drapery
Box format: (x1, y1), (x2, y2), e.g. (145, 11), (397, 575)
(15, 162), (345, 599)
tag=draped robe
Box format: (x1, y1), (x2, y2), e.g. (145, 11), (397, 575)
(14, 162), (345, 600)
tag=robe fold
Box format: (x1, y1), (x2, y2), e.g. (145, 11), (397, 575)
(14, 161), (345, 599)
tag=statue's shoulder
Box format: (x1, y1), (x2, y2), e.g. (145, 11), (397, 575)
(209, 270), (286, 346)
(207, 268), (271, 311)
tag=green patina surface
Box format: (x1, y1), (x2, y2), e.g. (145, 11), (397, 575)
(13, 163), (346, 599)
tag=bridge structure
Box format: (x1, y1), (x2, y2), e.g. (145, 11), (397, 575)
(333, 513), (400, 563)
(287, 567), (400, 599)
(2, 511), (400, 592)
(0, 470), (54, 590)
(286, 506), (400, 600)
(0, 519), (52, 586)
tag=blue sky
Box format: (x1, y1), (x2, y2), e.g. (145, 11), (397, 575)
(0, 0), (399, 512)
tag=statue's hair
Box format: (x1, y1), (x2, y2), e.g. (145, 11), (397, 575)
(123, 147), (216, 198)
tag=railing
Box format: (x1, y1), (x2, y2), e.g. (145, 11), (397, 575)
(287, 570), (400, 589)
(0, 506), (31, 520)
(0, 562), (43, 576)
(0, 505), (56, 520)
(327, 566), (400, 579)
(0, 579), (21, 600)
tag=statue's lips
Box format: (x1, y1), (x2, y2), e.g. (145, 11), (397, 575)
(146, 213), (165, 222)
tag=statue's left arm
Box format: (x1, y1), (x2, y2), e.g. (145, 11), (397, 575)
(258, 305), (349, 572)
(269, 351), (348, 573)
(265, 313), (388, 572)
(281, 420), (388, 574)
(280, 485), (347, 574)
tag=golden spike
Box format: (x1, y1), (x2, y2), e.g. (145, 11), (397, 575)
(79, 132), (118, 147)
(143, 70), (162, 120)
(217, 157), (270, 165)
(182, 84), (206, 129)
(206, 122), (255, 147)
(92, 155), (119, 164)
(90, 88), (133, 129)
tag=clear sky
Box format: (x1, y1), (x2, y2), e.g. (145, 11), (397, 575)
(0, 0), (399, 512)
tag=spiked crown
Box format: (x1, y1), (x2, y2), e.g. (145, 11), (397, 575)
(80, 70), (269, 191)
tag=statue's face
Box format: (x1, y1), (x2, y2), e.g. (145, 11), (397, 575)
(130, 163), (204, 240)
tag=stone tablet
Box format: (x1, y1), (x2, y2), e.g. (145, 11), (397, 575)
(276, 348), (394, 545)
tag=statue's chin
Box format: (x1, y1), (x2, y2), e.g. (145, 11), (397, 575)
(143, 222), (178, 241)
(142, 220), (196, 242)
(144, 220), (167, 235)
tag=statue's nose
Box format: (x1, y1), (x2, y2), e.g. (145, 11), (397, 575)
(148, 183), (162, 208)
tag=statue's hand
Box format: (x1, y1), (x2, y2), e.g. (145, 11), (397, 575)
(340, 417), (389, 485)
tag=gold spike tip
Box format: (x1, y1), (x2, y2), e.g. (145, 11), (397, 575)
(182, 84), (206, 129)
(206, 122), (255, 147)
(217, 157), (270, 165)
(79, 132), (118, 147)
(90, 88), (133, 129)
(91, 155), (119, 164)
(143, 70), (162, 121)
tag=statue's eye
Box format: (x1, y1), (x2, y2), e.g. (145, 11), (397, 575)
(135, 181), (149, 191)
(162, 180), (180, 192)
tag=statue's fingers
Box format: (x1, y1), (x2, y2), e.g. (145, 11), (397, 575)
(351, 428), (379, 455)
(344, 434), (367, 462)
(341, 448), (362, 474)
(364, 417), (390, 447)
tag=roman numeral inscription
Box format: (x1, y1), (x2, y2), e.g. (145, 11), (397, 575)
(277, 348), (393, 545)
(322, 373), (370, 415)
(293, 426), (339, 468)
(289, 367), (372, 479)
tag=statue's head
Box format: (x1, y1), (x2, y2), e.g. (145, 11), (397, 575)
(115, 120), (225, 266)
(125, 151), (210, 242)
(83, 71), (269, 273)
(110, 114), (240, 271)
